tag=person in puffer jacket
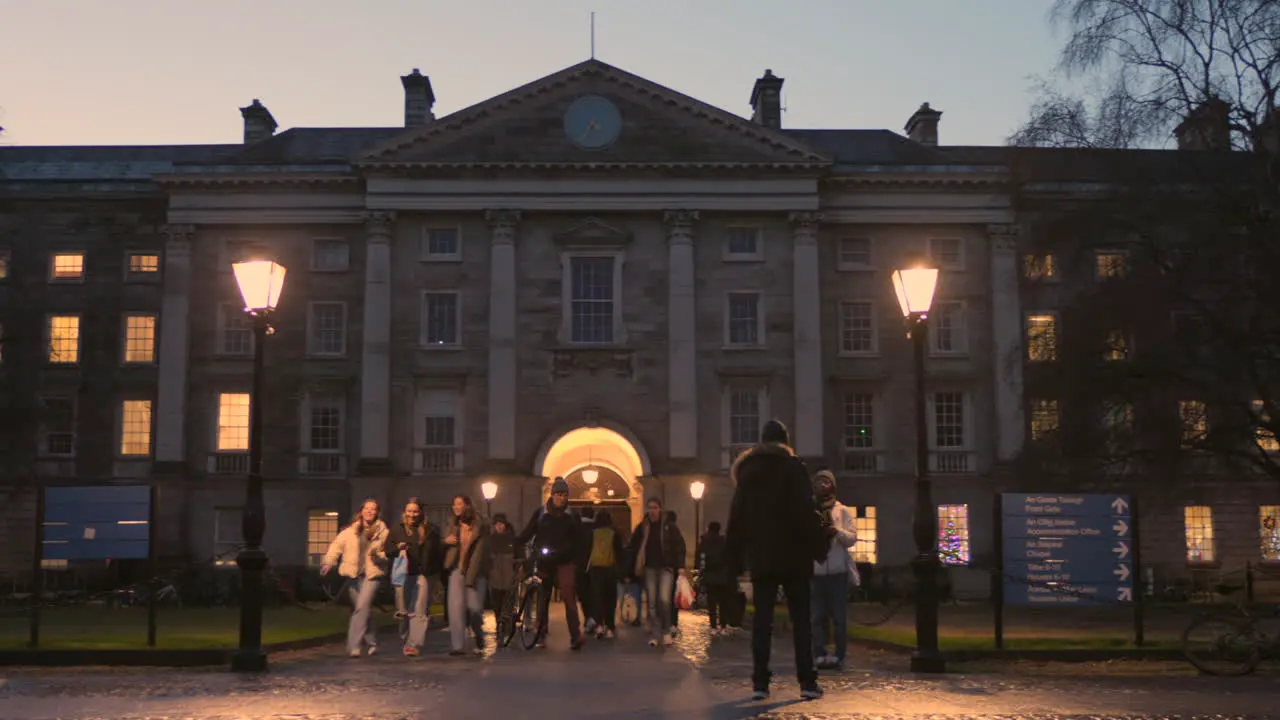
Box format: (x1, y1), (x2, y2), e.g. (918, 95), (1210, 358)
(810, 469), (858, 670)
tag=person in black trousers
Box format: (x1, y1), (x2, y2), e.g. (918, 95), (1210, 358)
(698, 521), (732, 634)
(666, 510), (681, 635)
(726, 419), (826, 702)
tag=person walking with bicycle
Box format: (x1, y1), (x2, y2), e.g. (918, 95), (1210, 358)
(321, 498), (390, 658)
(810, 469), (858, 670)
(586, 510), (625, 639)
(385, 497), (442, 657)
(515, 477), (589, 650)
(443, 495), (492, 656)
(625, 497), (685, 648)
(488, 513), (517, 626)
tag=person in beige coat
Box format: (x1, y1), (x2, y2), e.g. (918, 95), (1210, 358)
(321, 498), (389, 657)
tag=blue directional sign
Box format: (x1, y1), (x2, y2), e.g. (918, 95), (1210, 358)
(1001, 493), (1134, 606)
(42, 485), (151, 560)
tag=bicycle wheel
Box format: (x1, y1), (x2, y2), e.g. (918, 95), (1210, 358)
(497, 587), (522, 649)
(519, 584), (542, 650)
(1182, 615), (1265, 676)
(849, 588), (906, 627)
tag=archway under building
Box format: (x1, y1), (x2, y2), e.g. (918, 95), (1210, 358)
(533, 422), (650, 532)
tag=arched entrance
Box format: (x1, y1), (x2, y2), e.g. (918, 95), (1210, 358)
(533, 422), (649, 530)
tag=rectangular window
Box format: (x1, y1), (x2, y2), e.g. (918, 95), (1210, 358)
(1096, 250), (1127, 279)
(837, 237), (872, 268)
(937, 504), (970, 565)
(422, 227), (460, 259)
(218, 304), (253, 355)
(1102, 401), (1134, 433)
(928, 238), (963, 269)
(728, 388), (761, 450)
(417, 389), (461, 473)
(216, 393), (251, 452)
(49, 252), (84, 281)
(213, 507), (242, 565)
(1184, 506), (1216, 564)
(123, 314), (157, 364)
(39, 397), (75, 456)
(1029, 399), (1059, 441)
(1104, 329), (1129, 361)
(930, 302), (968, 354)
(307, 510), (340, 566)
(838, 301), (876, 354)
(311, 239), (350, 271)
(726, 293), (763, 346)
(1025, 314), (1058, 362)
(421, 292), (460, 346)
(569, 257), (616, 344)
(47, 315), (80, 364)
(1179, 400), (1208, 448)
(126, 252), (160, 277)
(1254, 400), (1279, 452)
(119, 399), (152, 456)
(933, 392), (966, 448)
(725, 226), (762, 257)
(1023, 253), (1056, 280)
(308, 302), (347, 356)
(309, 397), (343, 452)
(842, 392), (875, 450)
(850, 507), (877, 564)
(1261, 506), (1280, 562)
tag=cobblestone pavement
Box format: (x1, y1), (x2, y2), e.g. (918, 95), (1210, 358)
(1, 609), (1277, 719)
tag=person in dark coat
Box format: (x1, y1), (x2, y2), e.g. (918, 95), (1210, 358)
(384, 497), (443, 656)
(726, 419), (825, 701)
(625, 497), (686, 648)
(514, 477), (588, 650)
(667, 510), (682, 634)
(698, 521), (732, 634)
(488, 513), (517, 619)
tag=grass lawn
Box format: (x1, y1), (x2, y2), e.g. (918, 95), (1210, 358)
(848, 624), (1179, 651)
(0, 605), (413, 651)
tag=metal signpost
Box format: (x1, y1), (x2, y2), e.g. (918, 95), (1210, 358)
(996, 493), (1141, 648)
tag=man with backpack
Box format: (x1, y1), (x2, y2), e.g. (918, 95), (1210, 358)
(586, 511), (625, 638)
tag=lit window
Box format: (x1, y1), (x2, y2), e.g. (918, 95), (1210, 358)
(214, 507), (242, 565)
(726, 293), (763, 346)
(421, 292), (460, 346)
(308, 509), (340, 566)
(0, 249), (10, 279)
(308, 302), (346, 356)
(726, 227), (761, 257)
(1023, 253), (1055, 280)
(930, 302), (968, 354)
(1179, 400), (1208, 448)
(1184, 506), (1215, 564)
(1104, 329), (1129, 361)
(47, 315), (80, 363)
(928, 238), (963, 269)
(41, 559), (68, 570)
(127, 253), (160, 276)
(937, 505), (970, 565)
(850, 506), (877, 564)
(218, 304), (252, 355)
(1096, 251), (1127, 279)
(1260, 506), (1280, 562)
(838, 237), (871, 267)
(311, 239), (349, 270)
(838, 302), (876, 354)
(50, 252), (84, 281)
(1025, 314), (1057, 362)
(933, 392), (966, 449)
(39, 397), (75, 456)
(119, 400), (152, 456)
(1029, 399), (1059, 441)
(216, 393), (251, 452)
(1254, 400), (1279, 452)
(422, 227), (460, 258)
(123, 314), (156, 363)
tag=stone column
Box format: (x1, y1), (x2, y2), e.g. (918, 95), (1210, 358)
(359, 211), (396, 469)
(154, 224), (194, 465)
(989, 224), (1025, 461)
(790, 212), (825, 458)
(664, 211), (699, 458)
(486, 210), (521, 460)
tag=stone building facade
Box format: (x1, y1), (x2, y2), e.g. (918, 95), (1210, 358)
(2, 60), (1276, 598)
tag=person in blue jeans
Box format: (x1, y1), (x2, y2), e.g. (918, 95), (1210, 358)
(810, 469), (858, 669)
(625, 497), (685, 648)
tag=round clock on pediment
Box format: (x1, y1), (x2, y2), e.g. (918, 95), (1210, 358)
(564, 95), (622, 150)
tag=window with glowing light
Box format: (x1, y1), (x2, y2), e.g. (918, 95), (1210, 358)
(119, 400), (152, 456)
(1096, 250), (1127, 279)
(47, 315), (80, 363)
(126, 252), (160, 277)
(1183, 505), (1216, 565)
(123, 314), (156, 363)
(937, 504), (970, 565)
(0, 249), (9, 279)
(1023, 253), (1056, 280)
(1104, 329), (1130, 361)
(308, 509), (340, 565)
(850, 506), (877, 564)
(1025, 314), (1057, 362)
(49, 252), (84, 281)
(1029, 399), (1059, 442)
(1179, 400), (1208, 448)
(1254, 400), (1279, 452)
(1260, 506), (1280, 562)
(215, 393), (251, 452)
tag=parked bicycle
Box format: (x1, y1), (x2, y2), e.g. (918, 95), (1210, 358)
(1182, 585), (1280, 676)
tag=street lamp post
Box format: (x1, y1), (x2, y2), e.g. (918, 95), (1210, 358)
(230, 259), (287, 673)
(891, 253), (945, 674)
(481, 481), (498, 520)
(689, 480), (706, 558)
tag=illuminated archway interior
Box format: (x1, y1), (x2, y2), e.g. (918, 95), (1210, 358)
(539, 426), (645, 528)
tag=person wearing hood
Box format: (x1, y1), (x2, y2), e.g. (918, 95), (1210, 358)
(514, 477), (588, 650)
(442, 494), (492, 656)
(488, 513), (517, 623)
(810, 469), (858, 670)
(725, 419), (825, 701)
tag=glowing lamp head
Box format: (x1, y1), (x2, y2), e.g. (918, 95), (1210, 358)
(481, 481), (498, 501)
(891, 254), (939, 318)
(690, 480), (706, 501)
(232, 259), (287, 313)
(581, 467), (599, 485)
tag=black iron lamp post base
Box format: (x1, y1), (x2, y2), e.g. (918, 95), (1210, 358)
(231, 649), (268, 673)
(231, 547), (269, 673)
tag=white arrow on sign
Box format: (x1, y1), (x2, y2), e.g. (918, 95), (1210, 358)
(1118, 587), (1132, 601)
(1112, 541), (1130, 559)
(1111, 497), (1129, 514)
(1112, 519), (1129, 536)
(1114, 564), (1131, 581)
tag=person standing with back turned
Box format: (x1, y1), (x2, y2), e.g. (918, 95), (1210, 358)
(726, 419), (825, 701)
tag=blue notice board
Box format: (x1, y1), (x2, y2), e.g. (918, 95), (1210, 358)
(43, 485), (152, 560)
(1001, 493), (1133, 606)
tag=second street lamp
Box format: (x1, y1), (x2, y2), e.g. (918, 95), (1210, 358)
(229, 258), (287, 673)
(481, 480), (498, 520)
(689, 480), (706, 558)
(891, 253), (945, 674)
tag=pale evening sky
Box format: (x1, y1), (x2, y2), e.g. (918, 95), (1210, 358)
(0, 0), (1062, 148)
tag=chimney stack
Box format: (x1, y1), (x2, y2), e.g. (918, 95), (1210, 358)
(239, 99), (277, 145)
(1174, 98), (1231, 150)
(401, 68), (436, 127)
(905, 103), (943, 146)
(750, 69), (784, 130)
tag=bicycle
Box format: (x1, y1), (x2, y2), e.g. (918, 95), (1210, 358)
(498, 549), (551, 651)
(1182, 586), (1280, 676)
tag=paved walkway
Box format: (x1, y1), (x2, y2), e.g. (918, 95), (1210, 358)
(1, 608), (1278, 719)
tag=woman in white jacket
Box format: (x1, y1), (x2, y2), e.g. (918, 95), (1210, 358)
(810, 470), (857, 670)
(321, 498), (389, 658)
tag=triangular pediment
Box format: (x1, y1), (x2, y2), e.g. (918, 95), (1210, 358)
(553, 217), (631, 247)
(361, 60), (831, 168)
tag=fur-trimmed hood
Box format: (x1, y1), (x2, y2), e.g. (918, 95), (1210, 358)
(730, 442), (796, 485)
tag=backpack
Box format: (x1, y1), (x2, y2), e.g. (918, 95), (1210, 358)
(589, 528), (616, 568)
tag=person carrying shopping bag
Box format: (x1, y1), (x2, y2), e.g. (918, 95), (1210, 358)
(384, 497), (443, 657)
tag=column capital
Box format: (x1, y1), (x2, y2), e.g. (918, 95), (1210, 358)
(789, 211), (823, 245)
(664, 210), (698, 244)
(362, 211), (396, 241)
(486, 210), (521, 245)
(987, 223), (1020, 251)
(160, 224), (195, 243)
